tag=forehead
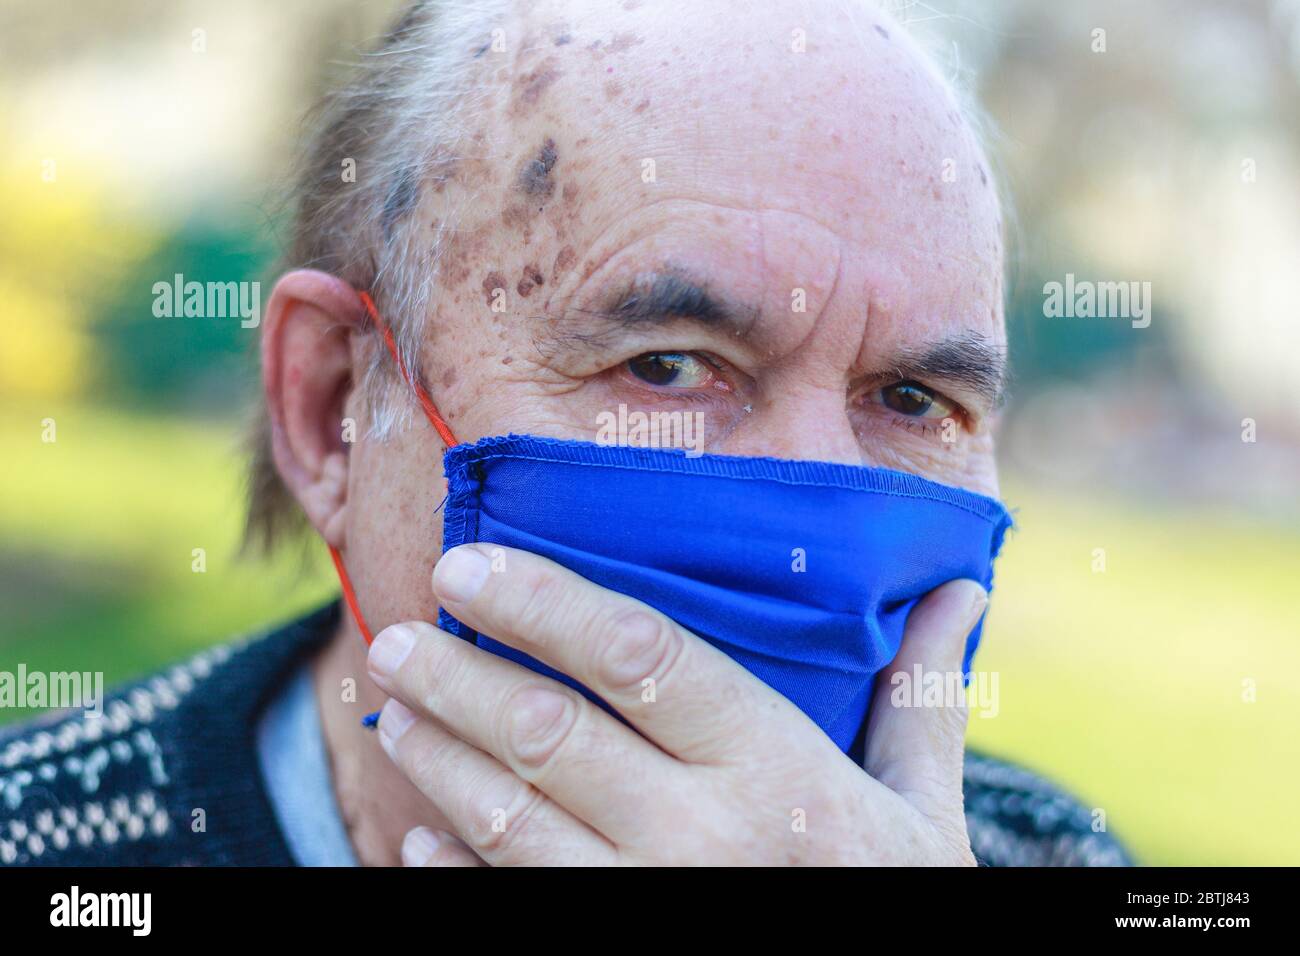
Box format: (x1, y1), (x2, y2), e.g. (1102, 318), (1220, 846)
(440, 0), (1004, 347)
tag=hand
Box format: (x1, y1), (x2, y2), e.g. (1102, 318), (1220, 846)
(366, 543), (989, 866)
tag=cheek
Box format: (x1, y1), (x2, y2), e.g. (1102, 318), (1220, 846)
(858, 419), (1001, 498)
(424, 339), (604, 444)
(345, 434), (448, 626)
(956, 429), (1001, 499)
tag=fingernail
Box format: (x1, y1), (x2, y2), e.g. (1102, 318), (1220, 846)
(433, 546), (492, 604)
(378, 698), (416, 760)
(370, 625), (416, 679)
(401, 827), (440, 867)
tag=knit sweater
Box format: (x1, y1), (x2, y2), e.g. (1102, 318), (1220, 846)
(0, 604), (1130, 866)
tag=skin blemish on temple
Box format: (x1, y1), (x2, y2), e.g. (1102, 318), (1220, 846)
(482, 271), (507, 307)
(552, 245), (577, 281)
(512, 56), (563, 114)
(517, 264), (545, 297)
(518, 137), (559, 198)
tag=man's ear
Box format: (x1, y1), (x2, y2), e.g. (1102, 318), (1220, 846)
(261, 269), (368, 549)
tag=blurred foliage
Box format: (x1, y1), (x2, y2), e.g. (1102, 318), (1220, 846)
(0, 143), (156, 398)
(1005, 269), (1177, 389)
(93, 224), (274, 409)
(0, 398), (335, 696)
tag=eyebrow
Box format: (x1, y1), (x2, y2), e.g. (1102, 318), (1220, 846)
(888, 330), (1008, 409)
(548, 268), (1006, 409)
(554, 267), (760, 345)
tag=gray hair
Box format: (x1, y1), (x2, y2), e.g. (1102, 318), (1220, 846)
(245, 0), (511, 551)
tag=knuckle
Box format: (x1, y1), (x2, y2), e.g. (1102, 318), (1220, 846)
(403, 728), (456, 786)
(460, 768), (547, 858)
(497, 684), (580, 771)
(596, 607), (684, 693)
(411, 632), (466, 708)
(510, 565), (566, 638)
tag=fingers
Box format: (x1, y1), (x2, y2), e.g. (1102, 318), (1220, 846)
(427, 543), (820, 764)
(863, 578), (988, 819)
(367, 620), (686, 842)
(377, 699), (619, 866)
(401, 827), (486, 867)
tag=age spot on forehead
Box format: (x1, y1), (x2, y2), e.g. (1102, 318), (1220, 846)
(588, 32), (644, 59)
(552, 245), (577, 282)
(518, 137), (558, 198)
(517, 264), (545, 297)
(513, 55), (562, 115)
(483, 271), (507, 307)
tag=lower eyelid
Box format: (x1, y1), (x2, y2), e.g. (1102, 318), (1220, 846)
(889, 417), (942, 436)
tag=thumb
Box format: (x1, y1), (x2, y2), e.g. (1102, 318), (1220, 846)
(863, 578), (988, 820)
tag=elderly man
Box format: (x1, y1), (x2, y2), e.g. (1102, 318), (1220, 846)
(0, 0), (1127, 867)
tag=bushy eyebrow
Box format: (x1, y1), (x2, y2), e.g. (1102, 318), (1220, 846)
(547, 267), (760, 348)
(602, 269), (754, 329)
(543, 267), (1006, 408)
(889, 330), (1008, 409)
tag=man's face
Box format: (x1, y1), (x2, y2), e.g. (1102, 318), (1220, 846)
(343, 0), (1006, 624)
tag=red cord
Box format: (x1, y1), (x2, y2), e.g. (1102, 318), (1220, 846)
(357, 291), (459, 450)
(331, 290), (460, 645)
(329, 544), (373, 645)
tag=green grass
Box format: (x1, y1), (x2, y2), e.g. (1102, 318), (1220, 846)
(0, 399), (335, 698)
(2, 399), (1295, 864)
(966, 483), (1300, 866)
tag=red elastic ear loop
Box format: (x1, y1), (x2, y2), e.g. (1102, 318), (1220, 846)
(327, 290), (459, 646)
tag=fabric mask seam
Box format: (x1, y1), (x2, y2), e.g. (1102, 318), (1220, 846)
(444, 435), (1012, 526)
(457, 449), (1008, 526)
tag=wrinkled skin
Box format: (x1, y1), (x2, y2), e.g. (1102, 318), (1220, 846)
(262, 0), (1006, 865)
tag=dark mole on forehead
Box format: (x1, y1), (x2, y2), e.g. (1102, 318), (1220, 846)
(518, 137), (558, 198)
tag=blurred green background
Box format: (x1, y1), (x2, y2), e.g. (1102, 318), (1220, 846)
(1, 0), (1297, 865)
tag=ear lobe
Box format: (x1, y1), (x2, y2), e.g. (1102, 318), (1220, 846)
(261, 270), (368, 548)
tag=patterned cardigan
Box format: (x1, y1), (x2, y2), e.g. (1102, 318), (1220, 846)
(0, 604), (1130, 866)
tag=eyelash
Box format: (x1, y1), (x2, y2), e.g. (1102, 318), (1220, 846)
(889, 417), (946, 438)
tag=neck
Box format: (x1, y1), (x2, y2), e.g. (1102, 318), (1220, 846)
(312, 618), (446, 867)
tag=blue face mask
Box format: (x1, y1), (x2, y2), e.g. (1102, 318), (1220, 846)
(337, 292), (1014, 755)
(436, 435), (1012, 755)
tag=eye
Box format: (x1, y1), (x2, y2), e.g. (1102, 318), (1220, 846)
(878, 381), (958, 420)
(626, 352), (723, 390)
